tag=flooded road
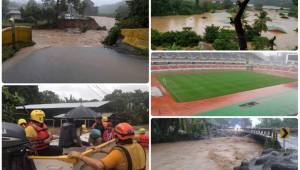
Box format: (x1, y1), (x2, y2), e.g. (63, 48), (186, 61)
(152, 137), (263, 170)
(152, 9), (298, 50)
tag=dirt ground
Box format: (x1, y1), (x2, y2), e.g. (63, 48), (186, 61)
(152, 137), (263, 170)
(151, 69), (298, 116)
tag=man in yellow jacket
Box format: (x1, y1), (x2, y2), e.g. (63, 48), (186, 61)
(68, 122), (146, 170)
(25, 110), (62, 156)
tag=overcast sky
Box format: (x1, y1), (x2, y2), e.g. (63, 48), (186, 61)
(12, 0), (124, 6)
(38, 84), (148, 101)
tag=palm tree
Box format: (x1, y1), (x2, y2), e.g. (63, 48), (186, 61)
(254, 10), (271, 35)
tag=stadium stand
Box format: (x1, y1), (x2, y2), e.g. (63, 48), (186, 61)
(151, 53), (298, 74)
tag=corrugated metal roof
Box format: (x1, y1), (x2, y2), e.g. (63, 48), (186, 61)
(16, 101), (110, 110)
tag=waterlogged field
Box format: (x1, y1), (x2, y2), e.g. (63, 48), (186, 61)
(152, 8), (298, 50)
(157, 71), (295, 102)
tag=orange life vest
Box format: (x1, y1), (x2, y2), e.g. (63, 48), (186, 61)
(138, 134), (149, 149)
(29, 122), (50, 151)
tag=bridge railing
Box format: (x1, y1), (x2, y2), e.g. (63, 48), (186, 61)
(242, 128), (277, 139)
(2, 26), (33, 45)
(242, 128), (298, 138)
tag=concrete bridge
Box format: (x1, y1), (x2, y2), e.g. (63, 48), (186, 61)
(241, 128), (298, 150)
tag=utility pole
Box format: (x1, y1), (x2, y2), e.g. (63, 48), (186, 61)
(9, 18), (16, 50)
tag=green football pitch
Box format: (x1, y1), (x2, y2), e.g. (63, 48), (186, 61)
(157, 71), (296, 102)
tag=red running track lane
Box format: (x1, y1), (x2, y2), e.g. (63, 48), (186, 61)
(151, 75), (298, 116)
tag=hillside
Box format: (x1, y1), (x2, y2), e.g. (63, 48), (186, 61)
(97, 1), (126, 15)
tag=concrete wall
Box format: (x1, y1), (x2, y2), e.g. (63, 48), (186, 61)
(2, 26), (32, 45)
(121, 28), (149, 50)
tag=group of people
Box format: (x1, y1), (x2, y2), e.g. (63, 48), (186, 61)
(17, 109), (149, 170)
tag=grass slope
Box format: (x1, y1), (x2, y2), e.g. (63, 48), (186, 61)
(157, 71), (295, 102)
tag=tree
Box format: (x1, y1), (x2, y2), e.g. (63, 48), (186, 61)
(103, 89), (148, 125)
(213, 29), (239, 50)
(3, 87), (25, 123)
(41, 0), (57, 25)
(223, 0), (233, 9)
(7, 86), (40, 104)
(253, 10), (271, 35)
(3, 0), (10, 18)
(204, 25), (220, 43)
(21, 0), (43, 24)
(231, 0), (250, 50)
(252, 36), (270, 50)
(40, 90), (61, 103)
(195, 0), (199, 7)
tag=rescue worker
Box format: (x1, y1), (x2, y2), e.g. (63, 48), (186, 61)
(17, 118), (27, 128)
(136, 128), (149, 149)
(68, 122), (146, 170)
(102, 122), (115, 142)
(92, 117), (104, 134)
(25, 110), (62, 156)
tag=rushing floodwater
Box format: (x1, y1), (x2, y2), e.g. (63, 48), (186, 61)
(152, 137), (263, 170)
(152, 9), (298, 50)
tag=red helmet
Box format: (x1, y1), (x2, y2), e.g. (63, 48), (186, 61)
(114, 123), (135, 140)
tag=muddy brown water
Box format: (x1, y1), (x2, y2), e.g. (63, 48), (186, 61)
(152, 9), (298, 50)
(151, 137), (263, 170)
(32, 16), (116, 48)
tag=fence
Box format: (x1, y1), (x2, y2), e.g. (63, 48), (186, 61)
(2, 26), (32, 45)
(120, 28), (148, 50)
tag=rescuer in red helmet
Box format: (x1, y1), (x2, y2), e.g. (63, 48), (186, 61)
(68, 122), (146, 170)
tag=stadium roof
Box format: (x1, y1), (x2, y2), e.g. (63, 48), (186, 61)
(16, 101), (110, 110)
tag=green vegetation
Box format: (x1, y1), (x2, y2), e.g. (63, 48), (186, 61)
(152, 0), (233, 16)
(252, 36), (270, 50)
(151, 27), (201, 49)
(288, 0), (298, 18)
(212, 29), (239, 50)
(158, 71), (295, 102)
(3, 86), (148, 125)
(103, 0), (148, 46)
(2, 0), (94, 28)
(152, 118), (252, 143)
(2, 42), (35, 61)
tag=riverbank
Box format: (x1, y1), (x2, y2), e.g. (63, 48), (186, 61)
(234, 148), (298, 170)
(152, 136), (263, 170)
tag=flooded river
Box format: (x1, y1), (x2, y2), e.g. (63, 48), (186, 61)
(151, 137), (263, 170)
(152, 9), (298, 50)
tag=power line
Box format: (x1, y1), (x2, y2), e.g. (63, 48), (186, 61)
(88, 85), (103, 100)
